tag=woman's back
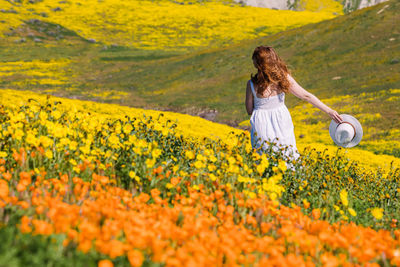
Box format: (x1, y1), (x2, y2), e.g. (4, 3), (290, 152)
(249, 80), (286, 110)
(249, 79), (299, 159)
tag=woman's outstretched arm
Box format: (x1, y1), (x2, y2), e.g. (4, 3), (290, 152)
(287, 74), (343, 124)
(245, 80), (254, 115)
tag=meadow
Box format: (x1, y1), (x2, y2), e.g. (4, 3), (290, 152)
(1, 0), (400, 265)
(0, 89), (400, 266)
(1, 0), (399, 158)
(0, 0), (341, 50)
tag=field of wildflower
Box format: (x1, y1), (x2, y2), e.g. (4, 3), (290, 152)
(1, 0), (399, 265)
(1, 0), (341, 50)
(240, 88), (400, 167)
(1, 89), (400, 266)
(1, 0), (397, 143)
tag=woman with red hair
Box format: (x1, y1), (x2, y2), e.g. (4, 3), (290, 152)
(245, 45), (343, 159)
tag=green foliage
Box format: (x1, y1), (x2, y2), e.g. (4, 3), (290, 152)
(280, 147), (400, 228)
(0, 212), (98, 267)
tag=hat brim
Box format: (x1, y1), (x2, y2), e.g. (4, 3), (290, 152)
(329, 114), (363, 148)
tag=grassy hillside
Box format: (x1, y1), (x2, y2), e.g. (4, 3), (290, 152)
(0, 0), (399, 157)
(0, 0), (340, 51)
(96, 0), (397, 123)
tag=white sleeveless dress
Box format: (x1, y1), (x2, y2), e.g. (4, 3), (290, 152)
(249, 80), (300, 160)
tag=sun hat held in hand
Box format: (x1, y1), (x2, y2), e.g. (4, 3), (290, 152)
(329, 114), (363, 148)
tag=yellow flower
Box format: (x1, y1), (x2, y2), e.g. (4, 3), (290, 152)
(256, 161), (269, 175)
(185, 150), (195, 160)
(25, 132), (37, 146)
(137, 139), (147, 148)
(69, 141), (78, 151)
(269, 192), (278, 201)
(52, 110), (61, 120)
(333, 205), (340, 211)
(260, 154), (269, 165)
(128, 135), (137, 144)
(278, 160), (287, 172)
(209, 174), (217, 181)
(192, 185), (199, 190)
(132, 147), (142, 155)
(0, 151), (7, 158)
(45, 150), (53, 159)
(79, 145), (90, 155)
(196, 154), (205, 162)
(39, 111), (48, 121)
(39, 135), (52, 148)
(204, 149), (212, 156)
(145, 158), (156, 168)
(348, 208), (357, 217)
(248, 192), (256, 199)
(227, 156), (236, 165)
(227, 164), (239, 174)
(14, 129), (24, 141)
(340, 189), (348, 207)
(123, 123), (133, 134)
(194, 161), (204, 169)
(172, 165), (179, 173)
(152, 148), (162, 159)
(209, 155), (217, 162)
(371, 207), (384, 220)
(207, 164), (216, 172)
(108, 134), (120, 147)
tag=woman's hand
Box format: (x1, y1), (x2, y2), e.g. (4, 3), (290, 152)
(328, 109), (344, 124)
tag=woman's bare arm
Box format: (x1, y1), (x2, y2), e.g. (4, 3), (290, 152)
(245, 80), (254, 115)
(287, 74), (343, 123)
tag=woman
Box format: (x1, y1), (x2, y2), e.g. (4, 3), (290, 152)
(245, 45), (343, 159)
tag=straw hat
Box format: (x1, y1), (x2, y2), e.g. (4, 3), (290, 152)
(329, 114), (363, 148)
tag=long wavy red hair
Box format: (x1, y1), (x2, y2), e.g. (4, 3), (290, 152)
(250, 46), (291, 96)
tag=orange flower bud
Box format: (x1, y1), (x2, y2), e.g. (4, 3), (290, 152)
(98, 259), (113, 267)
(312, 208), (321, 220)
(16, 183), (26, 192)
(128, 250), (144, 267)
(2, 172), (11, 181)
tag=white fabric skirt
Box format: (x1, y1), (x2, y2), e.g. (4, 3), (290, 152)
(250, 105), (300, 160)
